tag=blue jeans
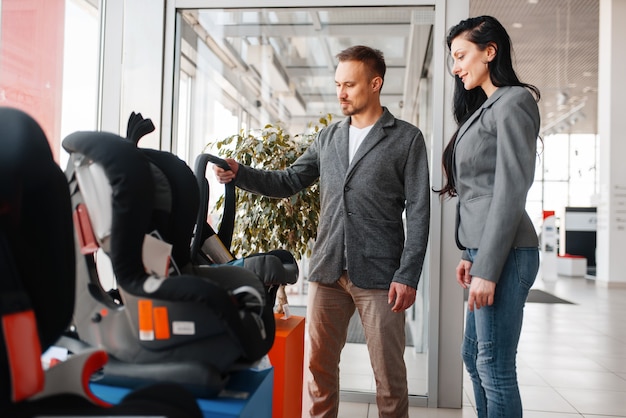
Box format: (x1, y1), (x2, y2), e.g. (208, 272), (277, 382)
(462, 247), (539, 418)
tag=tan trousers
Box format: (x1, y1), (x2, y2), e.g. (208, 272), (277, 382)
(306, 272), (408, 418)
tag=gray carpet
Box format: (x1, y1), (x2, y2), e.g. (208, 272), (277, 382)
(463, 288), (574, 304)
(527, 289), (575, 304)
(286, 306), (413, 346)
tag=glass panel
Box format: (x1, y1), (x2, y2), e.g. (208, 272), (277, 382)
(60, 0), (100, 168)
(543, 134), (570, 181)
(176, 70), (192, 160)
(543, 181), (569, 217)
(174, 6), (434, 398)
(569, 134), (598, 206)
(527, 181), (544, 232)
(532, 133), (599, 228)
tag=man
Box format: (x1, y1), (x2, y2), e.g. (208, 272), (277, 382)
(214, 45), (430, 418)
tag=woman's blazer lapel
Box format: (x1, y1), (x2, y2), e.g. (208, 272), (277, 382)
(455, 87), (508, 145)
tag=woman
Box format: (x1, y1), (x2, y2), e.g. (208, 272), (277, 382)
(439, 16), (541, 417)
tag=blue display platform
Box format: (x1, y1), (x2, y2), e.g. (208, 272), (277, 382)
(90, 367), (273, 418)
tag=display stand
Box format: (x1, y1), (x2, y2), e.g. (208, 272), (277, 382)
(268, 313), (305, 418)
(563, 206), (596, 271)
(90, 368), (273, 418)
(557, 254), (587, 277)
(541, 210), (558, 281)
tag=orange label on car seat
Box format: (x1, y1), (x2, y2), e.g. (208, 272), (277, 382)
(153, 306), (170, 340)
(138, 300), (154, 341)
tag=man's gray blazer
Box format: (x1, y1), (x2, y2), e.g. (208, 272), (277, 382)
(454, 86), (540, 283)
(235, 107), (430, 290)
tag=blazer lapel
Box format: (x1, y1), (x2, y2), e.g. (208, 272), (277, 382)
(456, 87), (509, 144)
(345, 108), (393, 180)
(456, 107), (483, 143)
(348, 125), (385, 169)
(453, 87), (509, 184)
(334, 118), (351, 175)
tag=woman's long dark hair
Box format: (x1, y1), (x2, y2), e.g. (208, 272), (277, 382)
(438, 15), (540, 198)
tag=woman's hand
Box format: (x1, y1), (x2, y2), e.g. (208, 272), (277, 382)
(456, 259), (496, 311)
(456, 259), (472, 288)
(467, 277), (496, 311)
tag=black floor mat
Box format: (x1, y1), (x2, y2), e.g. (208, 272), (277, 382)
(526, 288), (575, 304)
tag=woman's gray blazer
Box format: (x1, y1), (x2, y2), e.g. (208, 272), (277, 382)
(453, 86), (540, 283)
(235, 107), (430, 290)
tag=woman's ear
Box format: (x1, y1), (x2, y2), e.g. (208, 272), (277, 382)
(486, 43), (498, 62)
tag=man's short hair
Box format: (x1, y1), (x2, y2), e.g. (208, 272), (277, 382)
(336, 45), (386, 82)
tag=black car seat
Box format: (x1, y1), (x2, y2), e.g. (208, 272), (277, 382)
(191, 152), (299, 309)
(124, 113), (299, 310)
(0, 106), (202, 417)
(61, 120), (275, 398)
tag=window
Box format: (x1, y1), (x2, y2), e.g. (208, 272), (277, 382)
(0, 0), (100, 168)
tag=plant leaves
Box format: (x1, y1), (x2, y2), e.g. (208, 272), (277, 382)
(205, 117), (330, 260)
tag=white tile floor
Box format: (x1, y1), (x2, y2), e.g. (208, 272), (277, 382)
(290, 274), (626, 417)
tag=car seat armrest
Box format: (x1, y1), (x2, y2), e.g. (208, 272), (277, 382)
(31, 348), (111, 407)
(242, 253), (299, 285)
(232, 285), (265, 315)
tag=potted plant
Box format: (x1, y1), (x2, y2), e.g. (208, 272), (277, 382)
(205, 115), (331, 310)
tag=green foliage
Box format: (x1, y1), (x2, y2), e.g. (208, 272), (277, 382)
(205, 115), (331, 260)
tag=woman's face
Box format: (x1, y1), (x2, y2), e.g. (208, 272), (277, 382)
(450, 36), (496, 95)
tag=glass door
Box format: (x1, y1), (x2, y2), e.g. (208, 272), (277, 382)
(172, 5), (435, 404)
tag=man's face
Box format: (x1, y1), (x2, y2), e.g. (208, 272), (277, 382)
(335, 60), (378, 116)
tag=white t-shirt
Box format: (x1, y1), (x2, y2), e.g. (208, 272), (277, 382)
(349, 124), (374, 164)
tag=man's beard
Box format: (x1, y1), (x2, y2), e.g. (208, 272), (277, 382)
(340, 102), (363, 116)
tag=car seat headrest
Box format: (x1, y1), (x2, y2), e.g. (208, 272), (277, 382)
(126, 111), (155, 145)
(63, 125), (201, 293)
(123, 111), (199, 269)
(63, 131), (154, 294)
(0, 106), (75, 351)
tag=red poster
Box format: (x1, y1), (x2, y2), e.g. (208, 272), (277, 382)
(0, 0), (65, 162)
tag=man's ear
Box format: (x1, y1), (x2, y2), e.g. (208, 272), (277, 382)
(371, 76), (383, 92)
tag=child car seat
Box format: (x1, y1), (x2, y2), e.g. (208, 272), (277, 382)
(62, 121), (275, 397)
(191, 152), (299, 308)
(124, 113), (299, 309)
(0, 106), (202, 417)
